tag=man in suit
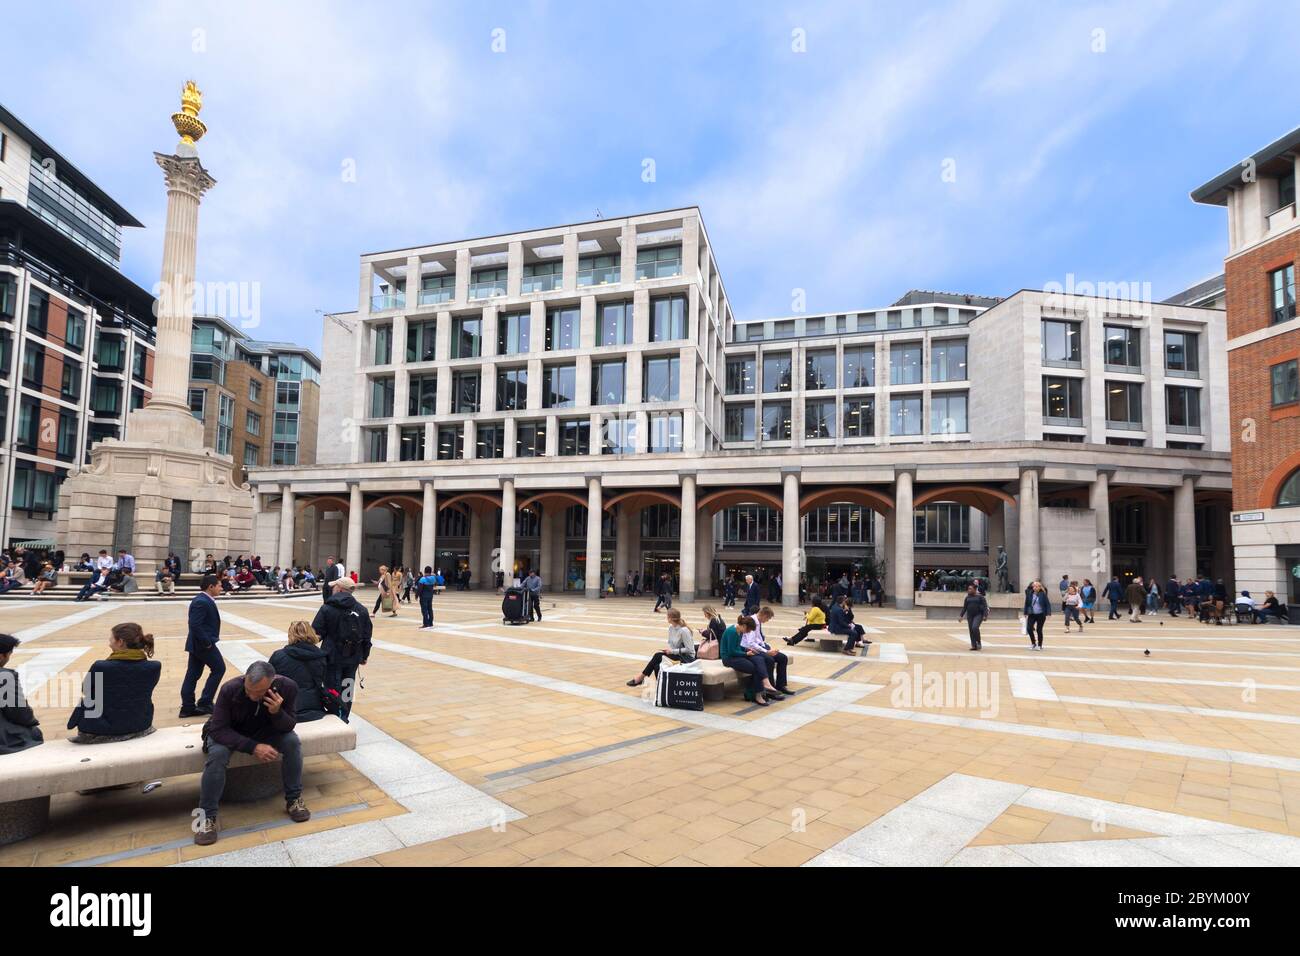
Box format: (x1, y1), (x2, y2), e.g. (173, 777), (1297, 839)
(743, 574), (762, 616)
(180, 573), (225, 718)
(322, 555), (342, 604)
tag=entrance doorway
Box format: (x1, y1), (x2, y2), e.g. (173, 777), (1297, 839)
(642, 552), (680, 594)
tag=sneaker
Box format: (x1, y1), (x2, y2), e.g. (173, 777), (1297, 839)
(286, 797), (311, 823)
(194, 817), (218, 846)
(178, 706), (202, 718)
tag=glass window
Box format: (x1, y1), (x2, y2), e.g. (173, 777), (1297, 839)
(1104, 325), (1141, 369)
(1164, 330), (1199, 375)
(804, 504), (874, 545)
(406, 320), (437, 362)
(931, 391), (969, 435)
(544, 364), (577, 408)
(248, 379), (262, 403)
(245, 411), (261, 436)
(636, 244), (681, 280)
(1279, 171), (1297, 210)
(726, 358), (755, 395)
(643, 356), (679, 402)
(453, 370), (480, 413)
(515, 421), (547, 458)
(1272, 265), (1296, 325)
(805, 350), (836, 390)
(273, 411), (299, 440)
(437, 425), (463, 460)
(65, 309), (86, 352)
(243, 443), (260, 466)
(496, 367), (527, 411)
(805, 399), (836, 439)
(521, 260), (562, 294)
(373, 324), (393, 364)
(469, 267), (507, 299)
(1106, 381), (1143, 427)
(602, 415), (638, 455)
(370, 376), (394, 417)
(650, 294), (687, 342)
(497, 311), (531, 355)
(913, 504), (971, 546)
(26, 288), (49, 335)
(591, 360), (625, 405)
(762, 401), (791, 441)
(275, 380), (300, 408)
(889, 394), (923, 435)
(762, 353), (792, 393)
(558, 419), (590, 456)
(725, 404), (755, 442)
(648, 412), (683, 453)
(475, 422), (505, 458)
(1042, 319), (1082, 366)
(889, 343), (922, 385)
(930, 339), (968, 382)
(364, 428), (387, 462)
(598, 300), (631, 346)
(272, 442), (298, 465)
(722, 506), (783, 544)
(61, 359), (81, 401)
(579, 254), (620, 287)
(1042, 376), (1084, 424)
(451, 316), (481, 358)
(843, 398), (874, 437)
(1278, 469), (1300, 507)
(1271, 359), (1299, 406)
(843, 345), (875, 388)
(1165, 385), (1201, 433)
(408, 374), (437, 415)
(216, 394), (234, 455)
(189, 388), (206, 420)
(546, 306), (579, 351)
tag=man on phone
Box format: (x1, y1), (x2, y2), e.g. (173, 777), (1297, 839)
(193, 660), (310, 846)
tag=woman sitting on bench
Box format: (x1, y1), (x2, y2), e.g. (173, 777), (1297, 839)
(269, 622), (332, 721)
(784, 597), (827, 645)
(67, 623), (162, 744)
(696, 606), (725, 658)
(720, 616), (784, 707)
(0, 633), (43, 755)
(627, 608), (695, 687)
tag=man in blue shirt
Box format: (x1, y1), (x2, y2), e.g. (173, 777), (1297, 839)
(416, 565), (440, 630)
(180, 574), (225, 717)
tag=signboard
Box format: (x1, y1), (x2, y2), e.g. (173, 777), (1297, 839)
(1232, 512), (1266, 523)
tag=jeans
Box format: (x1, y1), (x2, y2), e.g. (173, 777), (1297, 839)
(419, 594), (434, 627)
(1108, 599), (1120, 619)
(199, 731), (302, 818)
(1064, 606), (1083, 627)
(965, 613), (984, 649)
(654, 593), (672, 611)
(327, 660), (360, 722)
(724, 655), (767, 695)
(787, 623), (825, 645)
(1025, 613), (1046, 647)
(181, 643), (225, 710)
(641, 651), (687, 677)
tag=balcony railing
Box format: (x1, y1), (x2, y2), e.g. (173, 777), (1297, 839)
(521, 273), (562, 294)
(636, 259), (681, 280)
(371, 293), (405, 311)
(469, 281), (506, 300)
(578, 265), (621, 287)
(418, 287), (454, 307)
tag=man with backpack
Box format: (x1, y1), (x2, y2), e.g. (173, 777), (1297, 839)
(310, 577), (372, 722)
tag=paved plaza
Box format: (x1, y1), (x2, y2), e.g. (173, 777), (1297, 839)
(4, 592), (1300, 867)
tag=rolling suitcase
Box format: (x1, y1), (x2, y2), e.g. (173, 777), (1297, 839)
(502, 587), (528, 625)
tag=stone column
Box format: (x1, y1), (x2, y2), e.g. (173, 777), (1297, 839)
(1090, 470), (1112, 581)
(695, 507), (714, 600)
(614, 506), (632, 587)
(679, 475), (697, 603)
(894, 470), (915, 609)
(585, 475), (602, 598)
(346, 483), (363, 578)
(277, 486), (295, 569)
(468, 510), (483, 590)
(401, 509), (416, 571)
(986, 503), (1005, 583)
(1173, 475), (1197, 580)
(781, 469), (800, 607)
(420, 482), (436, 572)
(1018, 467), (1041, 589)
(539, 507), (556, 590)
(500, 478), (516, 583)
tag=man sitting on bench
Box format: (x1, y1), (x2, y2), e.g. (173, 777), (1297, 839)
(193, 660), (311, 847)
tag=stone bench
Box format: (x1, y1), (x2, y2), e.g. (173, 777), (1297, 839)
(0, 717), (356, 845)
(697, 654), (795, 701)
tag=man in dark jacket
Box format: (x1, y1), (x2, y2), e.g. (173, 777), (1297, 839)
(180, 574), (224, 718)
(742, 574), (761, 616)
(194, 660), (309, 845)
(322, 555), (342, 604)
(1102, 576), (1123, 620)
(311, 577), (372, 722)
(0, 633), (43, 755)
(1125, 576), (1147, 623)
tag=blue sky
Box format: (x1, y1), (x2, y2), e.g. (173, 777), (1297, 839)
(3, 0), (1293, 352)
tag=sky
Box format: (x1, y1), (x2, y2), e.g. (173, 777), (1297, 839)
(2, 0), (1293, 353)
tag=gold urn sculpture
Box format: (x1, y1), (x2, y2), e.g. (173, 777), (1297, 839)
(170, 80), (207, 146)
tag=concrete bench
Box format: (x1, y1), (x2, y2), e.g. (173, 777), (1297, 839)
(0, 717), (356, 845)
(697, 655), (795, 701)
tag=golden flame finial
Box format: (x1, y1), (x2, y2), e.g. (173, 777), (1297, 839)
(171, 80), (207, 147)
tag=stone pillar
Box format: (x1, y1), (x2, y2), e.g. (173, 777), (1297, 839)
(695, 507), (714, 600)
(614, 506), (632, 588)
(679, 475), (697, 602)
(986, 503), (1005, 583)
(469, 510), (483, 590)
(894, 470), (915, 609)
(1018, 467), (1041, 589)
(781, 470), (800, 607)
(401, 509), (416, 571)
(500, 478), (516, 583)
(1090, 470), (1112, 582)
(1173, 475), (1197, 580)
(346, 483), (363, 578)
(539, 507), (556, 590)
(585, 475), (602, 598)
(420, 482), (436, 572)
(277, 485), (295, 569)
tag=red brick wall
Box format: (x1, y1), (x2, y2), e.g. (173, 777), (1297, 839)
(1225, 228), (1300, 510)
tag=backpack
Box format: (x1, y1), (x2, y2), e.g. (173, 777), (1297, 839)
(337, 607), (365, 652)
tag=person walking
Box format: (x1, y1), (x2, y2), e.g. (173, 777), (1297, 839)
(371, 565), (397, 618)
(1101, 576), (1122, 620)
(524, 569), (543, 621)
(179, 574), (225, 718)
(321, 555), (343, 604)
(742, 574), (761, 616)
(311, 577), (372, 722)
(1023, 580), (1051, 650)
(653, 572), (673, 613)
(1063, 584), (1084, 632)
(958, 583), (988, 650)
(1126, 576), (1147, 624)
(1080, 579), (1097, 624)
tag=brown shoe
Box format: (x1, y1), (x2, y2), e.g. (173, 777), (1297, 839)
(287, 797), (311, 823)
(194, 816), (219, 846)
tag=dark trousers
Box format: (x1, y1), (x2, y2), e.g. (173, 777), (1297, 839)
(965, 613), (984, 649)
(1026, 613), (1046, 647)
(787, 623), (825, 645)
(642, 651), (687, 677)
(764, 651), (789, 687)
(1108, 599), (1119, 620)
(322, 582), (333, 603)
(199, 731), (302, 818)
(419, 594), (434, 627)
(839, 625), (866, 652)
(181, 643), (225, 710)
(654, 593), (671, 611)
(724, 655), (768, 695)
(528, 591), (542, 621)
(327, 660), (361, 722)
(1064, 606), (1083, 627)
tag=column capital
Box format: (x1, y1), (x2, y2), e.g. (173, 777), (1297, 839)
(1093, 466), (1117, 478)
(421, 478), (437, 491)
(583, 473), (602, 483)
(155, 152), (216, 199)
(1180, 471), (1202, 483)
(498, 475), (515, 490)
(779, 466), (801, 477)
(893, 467), (916, 480)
